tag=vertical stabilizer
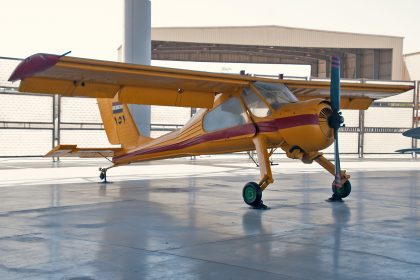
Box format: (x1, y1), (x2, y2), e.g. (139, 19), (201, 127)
(97, 97), (152, 149)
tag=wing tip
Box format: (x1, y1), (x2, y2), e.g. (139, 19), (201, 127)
(8, 53), (62, 82)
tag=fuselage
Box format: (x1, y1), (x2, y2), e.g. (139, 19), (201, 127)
(112, 82), (334, 166)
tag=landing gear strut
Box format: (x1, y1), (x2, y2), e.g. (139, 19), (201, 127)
(242, 135), (273, 209)
(280, 146), (353, 202)
(313, 154), (351, 202)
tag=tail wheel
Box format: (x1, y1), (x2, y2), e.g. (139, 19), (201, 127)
(332, 180), (351, 199)
(242, 182), (262, 207)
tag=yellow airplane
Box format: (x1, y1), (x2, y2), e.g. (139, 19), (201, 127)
(8, 53), (413, 208)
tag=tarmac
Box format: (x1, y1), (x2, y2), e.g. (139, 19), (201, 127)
(0, 156), (419, 279)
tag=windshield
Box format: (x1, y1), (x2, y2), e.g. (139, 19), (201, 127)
(253, 81), (298, 110)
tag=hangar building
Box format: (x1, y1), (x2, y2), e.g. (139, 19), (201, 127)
(150, 26), (405, 80)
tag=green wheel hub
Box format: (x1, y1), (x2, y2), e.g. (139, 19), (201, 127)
(242, 182), (262, 206)
(244, 186), (257, 202)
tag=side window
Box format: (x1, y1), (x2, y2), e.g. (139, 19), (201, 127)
(241, 87), (271, 117)
(203, 97), (247, 132)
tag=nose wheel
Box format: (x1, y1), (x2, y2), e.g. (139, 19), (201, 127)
(328, 180), (351, 202)
(242, 182), (267, 209)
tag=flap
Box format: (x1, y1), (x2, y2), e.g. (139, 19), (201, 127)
(44, 144), (123, 158)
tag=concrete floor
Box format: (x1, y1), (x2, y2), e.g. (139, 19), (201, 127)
(0, 157), (419, 279)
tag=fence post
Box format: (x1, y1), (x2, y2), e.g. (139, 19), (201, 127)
(52, 95), (61, 162)
(358, 79), (366, 158)
(413, 81), (419, 158)
(358, 110), (365, 158)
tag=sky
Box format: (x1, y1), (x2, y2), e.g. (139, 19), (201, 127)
(1, 0), (419, 76)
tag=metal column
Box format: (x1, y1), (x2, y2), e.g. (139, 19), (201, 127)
(52, 94), (61, 162)
(358, 110), (365, 158)
(124, 0), (152, 136)
(355, 50), (361, 78)
(373, 50), (380, 80)
(412, 81), (419, 158)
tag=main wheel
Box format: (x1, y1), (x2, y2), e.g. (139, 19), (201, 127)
(99, 171), (106, 180)
(242, 182), (262, 207)
(332, 180), (351, 199)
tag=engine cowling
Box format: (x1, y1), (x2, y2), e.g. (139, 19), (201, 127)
(277, 99), (334, 153)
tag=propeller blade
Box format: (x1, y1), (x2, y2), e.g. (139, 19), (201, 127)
(330, 56), (341, 112)
(330, 56), (342, 189)
(333, 129), (342, 189)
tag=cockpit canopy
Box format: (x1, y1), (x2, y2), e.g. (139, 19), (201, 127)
(202, 82), (298, 132)
(242, 81), (298, 117)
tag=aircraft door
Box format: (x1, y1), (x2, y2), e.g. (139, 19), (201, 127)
(202, 96), (256, 139)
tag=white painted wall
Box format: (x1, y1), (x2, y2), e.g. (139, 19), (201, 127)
(404, 52), (420, 80)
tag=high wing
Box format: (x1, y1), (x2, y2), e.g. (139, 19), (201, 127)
(9, 53), (249, 108)
(284, 80), (414, 110)
(9, 53), (413, 110)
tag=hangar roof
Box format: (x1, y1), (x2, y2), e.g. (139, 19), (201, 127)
(151, 25), (403, 49)
(150, 26), (404, 80)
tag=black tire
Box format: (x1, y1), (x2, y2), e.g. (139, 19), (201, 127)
(332, 180), (351, 199)
(100, 172), (105, 180)
(242, 182), (262, 207)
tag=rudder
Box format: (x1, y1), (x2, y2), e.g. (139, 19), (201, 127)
(97, 97), (152, 149)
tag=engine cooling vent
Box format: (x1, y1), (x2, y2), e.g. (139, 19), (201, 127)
(319, 107), (333, 138)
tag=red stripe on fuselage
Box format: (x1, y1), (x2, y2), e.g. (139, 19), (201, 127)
(113, 123), (256, 161)
(256, 114), (319, 133)
(113, 114), (318, 162)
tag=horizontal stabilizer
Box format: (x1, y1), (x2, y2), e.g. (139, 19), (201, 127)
(395, 148), (420, 154)
(45, 145), (123, 158)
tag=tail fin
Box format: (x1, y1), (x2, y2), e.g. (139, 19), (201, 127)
(97, 97), (152, 149)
